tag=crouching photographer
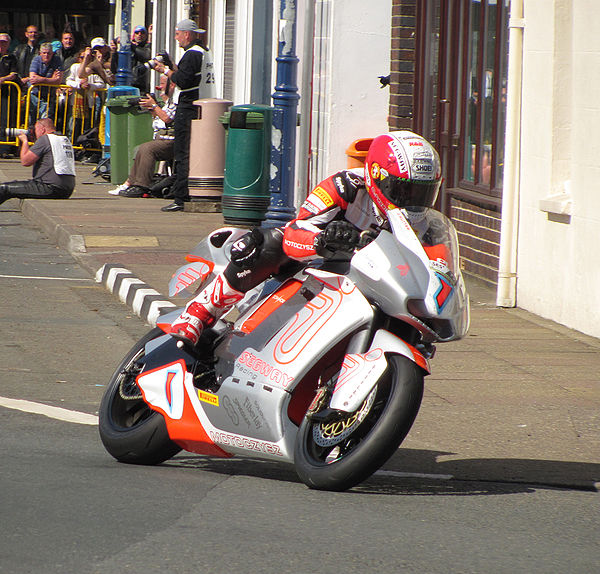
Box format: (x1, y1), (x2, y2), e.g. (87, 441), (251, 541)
(0, 118), (76, 205)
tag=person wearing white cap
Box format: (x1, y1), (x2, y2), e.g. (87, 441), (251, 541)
(153, 19), (216, 212)
(0, 33), (18, 86)
(81, 37), (115, 86)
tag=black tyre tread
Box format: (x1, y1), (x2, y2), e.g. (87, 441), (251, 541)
(294, 354), (423, 491)
(99, 328), (181, 465)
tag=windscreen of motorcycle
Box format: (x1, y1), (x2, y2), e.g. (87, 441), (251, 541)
(350, 208), (470, 342)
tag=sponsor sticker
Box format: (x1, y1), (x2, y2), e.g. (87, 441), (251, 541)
(312, 186), (334, 207)
(197, 389), (219, 406)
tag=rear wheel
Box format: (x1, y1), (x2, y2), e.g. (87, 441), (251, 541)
(98, 328), (181, 465)
(294, 355), (423, 491)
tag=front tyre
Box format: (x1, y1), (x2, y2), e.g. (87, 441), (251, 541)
(294, 355), (424, 491)
(99, 328), (181, 465)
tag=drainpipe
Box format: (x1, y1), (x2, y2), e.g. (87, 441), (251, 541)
(297, 1), (315, 203)
(115, 0), (133, 86)
(264, 0), (300, 227)
(496, 0), (524, 307)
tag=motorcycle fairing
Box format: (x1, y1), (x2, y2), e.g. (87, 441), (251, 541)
(168, 270), (375, 454)
(238, 279), (303, 334)
(219, 269), (373, 390)
(350, 208), (470, 342)
(168, 227), (248, 297)
(136, 360), (231, 457)
(169, 259), (214, 297)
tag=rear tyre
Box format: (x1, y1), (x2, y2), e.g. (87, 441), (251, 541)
(294, 355), (423, 491)
(99, 328), (181, 465)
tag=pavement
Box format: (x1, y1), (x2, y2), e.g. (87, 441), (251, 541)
(1, 157), (599, 492)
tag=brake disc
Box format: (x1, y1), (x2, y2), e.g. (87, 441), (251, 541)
(312, 386), (377, 447)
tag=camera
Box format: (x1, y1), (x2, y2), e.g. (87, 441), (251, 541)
(144, 52), (173, 70)
(0, 127), (34, 141)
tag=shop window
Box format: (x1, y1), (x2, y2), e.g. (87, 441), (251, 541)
(461, 0), (509, 193)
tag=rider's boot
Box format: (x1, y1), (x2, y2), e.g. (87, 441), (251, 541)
(170, 274), (244, 346)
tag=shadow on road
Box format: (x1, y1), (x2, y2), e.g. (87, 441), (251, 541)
(383, 448), (600, 492)
(161, 448), (598, 495)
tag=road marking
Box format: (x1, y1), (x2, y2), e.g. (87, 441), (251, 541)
(0, 274), (92, 282)
(84, 235), (159, 247)
(375, 470), (454, 480)
(0, 396), (98, 425)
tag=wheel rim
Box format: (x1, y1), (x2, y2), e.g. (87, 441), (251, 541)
(312, 386), (377, 447)
(306, 384), (385, 465)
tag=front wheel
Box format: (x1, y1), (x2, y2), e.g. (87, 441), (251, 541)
(294, 355), (424, 491)
(99, 328), (181, 465)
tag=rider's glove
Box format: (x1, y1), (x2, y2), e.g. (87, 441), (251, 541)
(315, 220), (360, 259)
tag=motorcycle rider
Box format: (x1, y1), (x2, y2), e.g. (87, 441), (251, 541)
(169, 130), (442, 346)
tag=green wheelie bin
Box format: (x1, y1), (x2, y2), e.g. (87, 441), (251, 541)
(221, 104), (273, 225)
(106, 96), (153, 185)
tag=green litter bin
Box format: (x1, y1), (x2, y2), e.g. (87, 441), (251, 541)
(106, 96), (153, 184)
(221, 104), (273, 225)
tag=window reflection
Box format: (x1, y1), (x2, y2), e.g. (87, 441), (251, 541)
(462, 0), (508, 190)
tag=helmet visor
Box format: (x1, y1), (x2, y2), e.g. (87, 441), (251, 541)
(378, 175), (440, 208)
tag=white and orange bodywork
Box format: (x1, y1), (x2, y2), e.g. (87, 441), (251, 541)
(141, 209), (469, 462)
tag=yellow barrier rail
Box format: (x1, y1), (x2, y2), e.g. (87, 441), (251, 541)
(0, 82), (106, 153)
(0, 81), (23, 146)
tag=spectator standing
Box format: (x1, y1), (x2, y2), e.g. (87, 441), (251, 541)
(27, 42), (63, 125)
(82, 38), (115, 87)
(13, 25), (40, 81)
(0, 33), (18, 84)
(108, 74), (176, 197)
(109, 25), (151, 92)
(130, 26), (151, 93)
(153, 18), (216, 212)
(64, 48), (105, 139)
(0, 33), (19, 156)
(0, 118), (76, 204)
(56, 29), (79, 77)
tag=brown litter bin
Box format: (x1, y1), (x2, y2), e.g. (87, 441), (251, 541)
(189, 98), (233, 198)
(345, 137), (374, 168)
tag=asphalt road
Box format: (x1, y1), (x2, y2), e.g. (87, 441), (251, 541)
(1, 207), (599, 574)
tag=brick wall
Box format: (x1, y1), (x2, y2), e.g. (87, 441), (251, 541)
(451, 198), (501, 284)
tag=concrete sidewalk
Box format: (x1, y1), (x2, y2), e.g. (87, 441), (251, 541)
(1, 157), (599, 491)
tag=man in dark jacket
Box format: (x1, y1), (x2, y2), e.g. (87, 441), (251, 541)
(0, 33), (19, 156)
(13, 24), (40, 81)
(130, 25), (151, 93)
(153, 18), (215, 212)
(56, 29), (79, 77)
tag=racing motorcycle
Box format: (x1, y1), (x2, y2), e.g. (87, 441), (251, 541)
(98, 207), (469, 491)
